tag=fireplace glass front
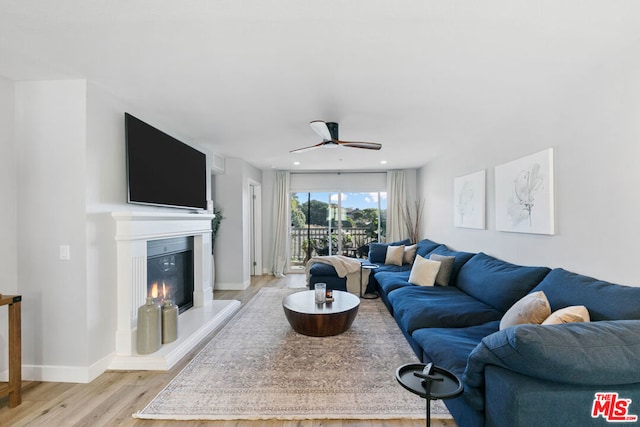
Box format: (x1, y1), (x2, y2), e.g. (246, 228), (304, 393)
(147, 236), (194, 314)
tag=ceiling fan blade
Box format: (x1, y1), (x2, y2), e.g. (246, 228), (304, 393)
(310, 120), (332, 141)
(289, 141), (325, 154)
(338, 140), (382, 150)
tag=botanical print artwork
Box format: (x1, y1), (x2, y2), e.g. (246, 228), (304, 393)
(495, 148), (555, 235)
(454, 170), (486, 229)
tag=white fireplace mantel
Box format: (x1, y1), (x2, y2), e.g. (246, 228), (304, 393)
(109, 211), (240, 370)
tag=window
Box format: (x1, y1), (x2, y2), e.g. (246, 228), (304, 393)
(289, 191), (386, 271)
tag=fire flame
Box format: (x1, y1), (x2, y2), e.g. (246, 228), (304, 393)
(149, 281), (171, 306)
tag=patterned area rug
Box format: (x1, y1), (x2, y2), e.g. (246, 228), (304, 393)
(134, 287), (452, 421)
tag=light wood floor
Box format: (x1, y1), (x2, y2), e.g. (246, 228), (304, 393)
(0, 274), (456, 427)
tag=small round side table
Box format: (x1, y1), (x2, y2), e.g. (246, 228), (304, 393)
(360, 263), (379, 298)
(396, 363), (463, 427)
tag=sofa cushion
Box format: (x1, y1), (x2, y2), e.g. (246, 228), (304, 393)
(408, 255), (441, 286)
(375, 270), (412, 295)
(415, 239), (443, 258)
(309, 263), (338, 276)
(389, 285), (503, 334)
(531, 268), (640, 321)
(374, 264), (411, 274)
(384, 244), (405, 266)
(541, 305), (590, 325)
(456, 253), (551, 313)
(429, 254), (455, 286)
(463, 320), (640, 411)
(499, 291), (551, 330)
(427, 246), (475, 286)
(413, 321), (500, 378)
(368, 239), (411, 263)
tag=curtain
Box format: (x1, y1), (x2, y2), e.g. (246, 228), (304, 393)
(271, 171), (290, 277)
(386, 170), (407, 242)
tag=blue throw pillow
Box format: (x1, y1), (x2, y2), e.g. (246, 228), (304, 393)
(368, 239), (411, 264)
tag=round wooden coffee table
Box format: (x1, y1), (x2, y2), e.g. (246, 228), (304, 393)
(282, 290), (360, 337)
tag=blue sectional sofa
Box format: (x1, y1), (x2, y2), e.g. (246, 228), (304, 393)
(311, 238), (640, 426)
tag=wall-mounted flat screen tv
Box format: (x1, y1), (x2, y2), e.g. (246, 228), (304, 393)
(125, 113), (207, 210)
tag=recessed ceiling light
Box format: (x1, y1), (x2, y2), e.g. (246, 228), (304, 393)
(293, 161), (300, 165)
(380, 160), (387, 165)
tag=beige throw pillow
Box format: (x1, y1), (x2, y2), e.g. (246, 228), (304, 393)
(408, 254), (442, 286)
(403, 244), (418, 264)
(499, 291), (551, 330)
(385, 245), (405, 266)
(542, 305), (590, 325)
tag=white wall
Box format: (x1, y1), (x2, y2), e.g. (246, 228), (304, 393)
(418, 46), (640, 287)
(214, 158), (262, 289)
(15, 80), (90, 378)
(85, 82), (130, 372)
(0, 76), (17, 375)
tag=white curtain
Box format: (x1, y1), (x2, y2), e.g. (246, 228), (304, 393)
(386, 170), (407, 242)
(271, 171), (290, 277)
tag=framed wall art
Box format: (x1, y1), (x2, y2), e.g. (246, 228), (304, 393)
(453, 169), (486, 229)
(495, 148), (555, 235)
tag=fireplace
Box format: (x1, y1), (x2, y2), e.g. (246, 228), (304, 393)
(147, 237), (194, 314)
(110, 211), (241, 371)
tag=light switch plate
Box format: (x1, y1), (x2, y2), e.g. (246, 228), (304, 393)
(60, 245), (70, 260)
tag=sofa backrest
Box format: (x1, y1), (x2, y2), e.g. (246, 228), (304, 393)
(531, 268), (640, 321)
(415, 239), (443, 258)
(428, 245), (476, 286)
(456, 253), (551, 313)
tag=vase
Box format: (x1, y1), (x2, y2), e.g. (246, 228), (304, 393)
(137, 297), (161, 354)
(161, 299), (179, 344)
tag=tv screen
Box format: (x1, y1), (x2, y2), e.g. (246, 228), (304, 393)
(125, 113), (207, 210)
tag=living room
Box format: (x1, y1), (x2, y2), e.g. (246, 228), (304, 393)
(0, 1), (639, 424)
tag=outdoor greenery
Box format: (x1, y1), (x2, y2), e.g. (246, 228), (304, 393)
(291, 194), (386, 262)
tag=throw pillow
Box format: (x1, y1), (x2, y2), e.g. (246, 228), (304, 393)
(542, 305), (590, 325)
(403, 244), (418, 264)
(499, 291), (551, 330)
(408, 254), (442, 286)
(385, 245), (405, 266)
(368, 239), (411, 263)
(429, 254), (455, 286)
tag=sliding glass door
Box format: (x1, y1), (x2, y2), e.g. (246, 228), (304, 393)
(289, 191), (386, 271)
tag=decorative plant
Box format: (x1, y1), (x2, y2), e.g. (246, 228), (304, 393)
(211, 208), (225, 255)
(401, 199), (424, 244)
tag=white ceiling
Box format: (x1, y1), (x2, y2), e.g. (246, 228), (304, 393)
(1, 1), (639, 172)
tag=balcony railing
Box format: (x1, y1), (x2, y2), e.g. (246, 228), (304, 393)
(290, 226), (377, 269)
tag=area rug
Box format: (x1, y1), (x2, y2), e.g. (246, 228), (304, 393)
(134, 287), (452, 421)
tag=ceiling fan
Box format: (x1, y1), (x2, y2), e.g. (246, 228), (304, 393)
(289, 120), (382, 154)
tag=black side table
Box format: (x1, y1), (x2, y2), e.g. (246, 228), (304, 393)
(396, 363), (463, 427)
(359, 263), (379, 298)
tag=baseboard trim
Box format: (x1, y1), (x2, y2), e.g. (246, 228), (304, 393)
(214, 280), (251, 290)
(15, 300), (242, 383)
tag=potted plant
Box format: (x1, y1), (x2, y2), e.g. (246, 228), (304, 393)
(211, 208), (224, 289)
(211, 207), (224, 255)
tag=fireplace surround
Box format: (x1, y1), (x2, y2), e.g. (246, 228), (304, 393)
(109, 211), (240, 370)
